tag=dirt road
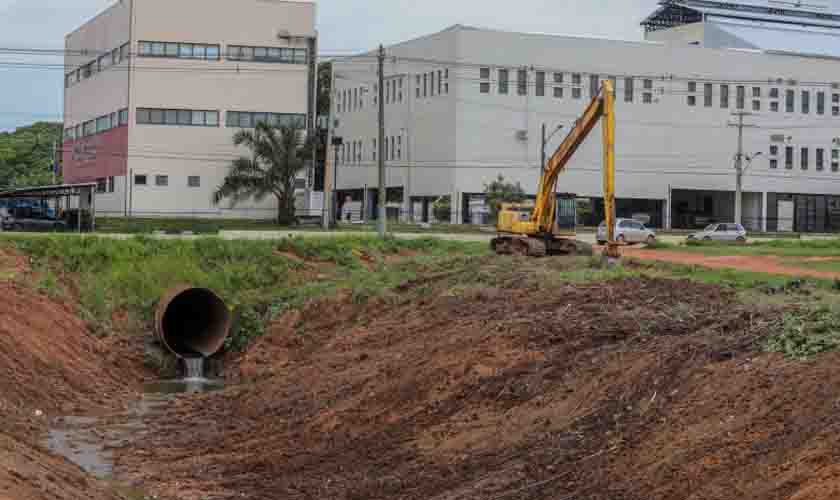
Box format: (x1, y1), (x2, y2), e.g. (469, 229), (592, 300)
(623, 248), (840, 279)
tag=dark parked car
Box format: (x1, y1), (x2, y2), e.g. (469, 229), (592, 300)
(2, 210), (66, 232)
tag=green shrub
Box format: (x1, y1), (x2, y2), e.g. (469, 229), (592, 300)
(766, 308), (840, 358)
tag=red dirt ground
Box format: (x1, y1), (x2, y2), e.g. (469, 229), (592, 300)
(113, 263), (840, 500)
(0, 259), (148, 500)
(624, 247), (840, 279)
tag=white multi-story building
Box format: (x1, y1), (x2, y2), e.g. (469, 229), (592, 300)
(330, 1), (840, 232)
(63, 0), (317, 219)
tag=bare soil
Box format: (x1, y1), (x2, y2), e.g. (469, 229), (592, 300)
(112, 261), (840, 500)
(0, 252), (148, 500)
(624, 247), (840, 279)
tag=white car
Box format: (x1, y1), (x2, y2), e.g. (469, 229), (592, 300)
(688, 223), (747, 243)
(597, 218), (656, 245)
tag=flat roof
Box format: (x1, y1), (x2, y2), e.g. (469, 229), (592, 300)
(0, 183), (97, 199)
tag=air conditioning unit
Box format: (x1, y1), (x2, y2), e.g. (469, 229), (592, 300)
(515, 130), (528, 141)
(770, 134), (786, 143)
(833, 137), (840, 146)
(786, 78), (798, 86)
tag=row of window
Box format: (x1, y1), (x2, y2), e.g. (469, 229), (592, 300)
(136, 108), (220, 127)
(336, 69), (450, 114)
(65, 43), (130, 89)
(338, 136), (403, 164)
(138, 41), (221, 60)
(478, 68), (655, 103)
(132, 174), (200, 187)
(227, 45), (307, 64)
(225, 111), (305, 129)
(65, 108), (129, 140)
(686, 82), (840, 115)
(768, 144), (840, 171)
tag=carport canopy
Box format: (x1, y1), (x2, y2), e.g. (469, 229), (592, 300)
(0, 182), (97, 232)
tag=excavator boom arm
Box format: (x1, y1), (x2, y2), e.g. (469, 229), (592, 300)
(531, 81), (616, 246)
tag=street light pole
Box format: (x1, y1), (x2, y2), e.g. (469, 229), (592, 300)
(331, 136), (343, 226)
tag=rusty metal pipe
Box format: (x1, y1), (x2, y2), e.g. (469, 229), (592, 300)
(155, 286), (231, 358)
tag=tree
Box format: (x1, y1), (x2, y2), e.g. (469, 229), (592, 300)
(0, 122), (62, 188)
(484, 175), (526, 218)
(213, 122), (311, 225)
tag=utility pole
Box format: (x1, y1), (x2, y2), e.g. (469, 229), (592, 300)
(377, 44), (387, 237)
(51, 139), (57, 185)
(728, 112), (757, 226)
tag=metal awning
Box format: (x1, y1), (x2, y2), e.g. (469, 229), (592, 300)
(0, 183), (97, 199)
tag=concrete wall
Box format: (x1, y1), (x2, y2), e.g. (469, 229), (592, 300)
(645, 22), (706, 45)
(332, 26), (840, 227)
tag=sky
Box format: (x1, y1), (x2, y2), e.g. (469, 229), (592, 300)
(0, 0), (834, 131)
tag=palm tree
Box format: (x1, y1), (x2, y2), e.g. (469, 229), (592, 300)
(213, 122), (311, 224)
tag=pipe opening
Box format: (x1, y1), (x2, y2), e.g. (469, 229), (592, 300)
(157, 288), (231, 358)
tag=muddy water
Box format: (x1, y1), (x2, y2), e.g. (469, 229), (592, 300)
(44, 378), (222, 480)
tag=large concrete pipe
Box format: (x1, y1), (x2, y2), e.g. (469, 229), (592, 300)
(155, 286), (232, 357)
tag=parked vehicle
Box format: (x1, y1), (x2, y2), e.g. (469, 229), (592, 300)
(2, 209), (66, 232)
(687, 223), (747, 243)
(597, 218), (656, 245)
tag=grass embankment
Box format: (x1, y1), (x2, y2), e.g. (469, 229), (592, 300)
(95, 217), (491, 235)
(3, 235), (487, 350)
(5, 232), (839, 360)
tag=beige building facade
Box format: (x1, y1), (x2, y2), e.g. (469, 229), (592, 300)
(63, 0), (317, 218)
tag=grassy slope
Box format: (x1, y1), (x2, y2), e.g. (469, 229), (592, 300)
(2, 235), (487, 349)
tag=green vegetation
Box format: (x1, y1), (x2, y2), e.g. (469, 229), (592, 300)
(766, 308), (840, 359)
(0, 122), (62, 188)
(95, 217), (285, 234)
(3, 235), (486, 349)
(648, 238), (840, 258)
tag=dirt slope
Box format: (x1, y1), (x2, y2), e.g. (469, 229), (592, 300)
(0, 277), (146, 500)
(114, 266), (840, 500)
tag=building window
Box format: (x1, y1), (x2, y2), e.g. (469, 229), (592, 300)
(108, 177), (115, 193)
(390, 137), (396, 161)
(572, 73), (581, 85)
(752, 87), (761, 98)
(624, 77), (634, 103)
(786, 89), (795, 113)
(134, 175), (148, 186)
(372, 138), (376, 161)
(498, 69), (509, 95)
(444, 69), (449, 94)
(480, 67), (490, 79)
(119, 108), (129, 126)
(227, 45), (305, 64)
(770, 102), (780, 112)
(96, 178), (107, 193)
(226, 111), (304, 128)
(438, 70), (443, 95)
(397, 136), (402, 159)
(554, 72), (563, 84)
(187, 176), (200, 188)
(687, 95), (696, 106)
(770, 159), (778, 169)
(720, 85), (729, 108)
(770, 145), (779, 156)
(643, 92), (653, 104)
(480, 82), (490, 94)
(156, 175), (169, 187)
(423, 73), (428, 97)
(770, 88), (779, 99)
(536, 71), (545, 97)
(817, 148), (825, 171)
(517, 69), (528, 96)
(802, 90), (810, 114)
(137, 108), (219, 127)
(752, 100), (761, 111)
(688, 81), (697, 93)
(589, 74), (599, 98)
(416, 75), (421, 98)
(833, 149), (840, 171)
(140, 41), (220, 60)
(736, 86), (745, 109)
(801, 148), (809, 170)
(785, 146), (794, 169)
(430, 72), (435, 97)
(572, 87), (582, 99)
(818, 91), (826, 115)
(643, 79), (652, 90)
(554, 87), (564, 98)
(704, 83), (713, 107)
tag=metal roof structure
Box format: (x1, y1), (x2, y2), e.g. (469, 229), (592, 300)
(642, 0), (840, 33)
(711, 19), (840, 57)
(0, 183), (96, 199)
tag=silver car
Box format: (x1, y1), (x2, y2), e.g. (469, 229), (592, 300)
(597, 218), (657, 245)
(688, 223), (747, 243)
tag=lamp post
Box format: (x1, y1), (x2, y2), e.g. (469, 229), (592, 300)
(331, 136), (343, 226)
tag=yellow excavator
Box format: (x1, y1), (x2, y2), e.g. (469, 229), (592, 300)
(491, 80), (619, 259)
